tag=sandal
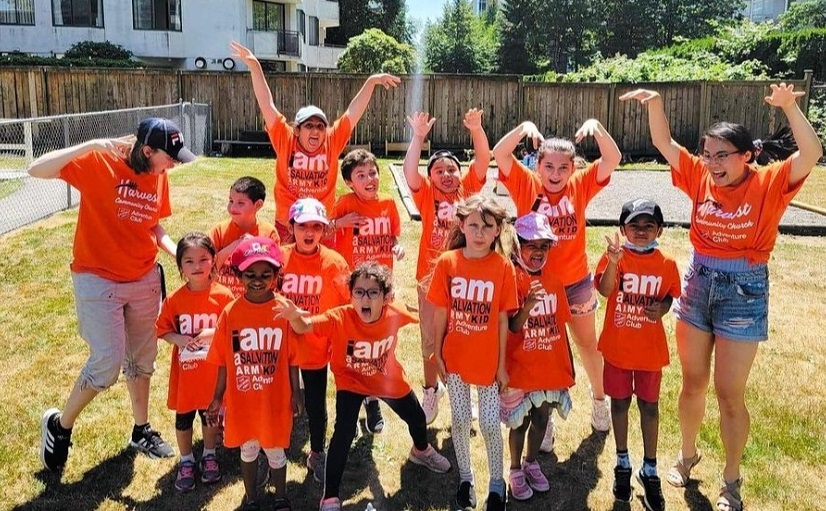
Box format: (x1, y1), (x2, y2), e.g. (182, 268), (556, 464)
(716, 477), (744, 511)
(666, 450), (702, 487)
(272, 497), (292, 510)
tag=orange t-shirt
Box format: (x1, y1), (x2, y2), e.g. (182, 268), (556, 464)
(412, 171), (486, 281)
(210, 219), (281, 297)
(333, 193), (401, 271)
(279, 244), (351, 369)
(507, 267), (574, 392)
(311, 301), (418, 399)
(672, 146), (805, 263)
(426, 250), (518, 385)
(59, 151), (171, 282)
(267, 112), (353, 225)
(595, 248), (681, 371)
(206, 296), (297, 449)
(499, 157), (608, 285)
(156, 282), (234, 413)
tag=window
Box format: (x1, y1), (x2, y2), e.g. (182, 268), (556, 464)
(252, 1), (284, 32)
(308, 15), (319, 46)
(1, 0), (34, 24)
(52, 0), (103, 27)
(260, 60), (286, 72)
(133, 0), (181, 31)
(297, 9), (305, 41)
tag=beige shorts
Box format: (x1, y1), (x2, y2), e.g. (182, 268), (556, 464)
(417, 274), (437, 359)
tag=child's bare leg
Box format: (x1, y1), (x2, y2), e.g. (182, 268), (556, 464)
(176, 428), (194, 457)
(612, 397), (632, 453)
(525, 403), (550, 463)
(638, 398), (660, 460)
(202, 424), (219, 451)
(508, 420), (529, 470)
(568, 312), (605, 398)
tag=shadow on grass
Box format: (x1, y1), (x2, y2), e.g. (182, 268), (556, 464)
(681, 479), (714, 511)
(16, 449), (138, 511)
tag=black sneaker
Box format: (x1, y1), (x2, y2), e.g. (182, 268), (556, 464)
(364, 398), (385, 434)
(456, 480), (477, 510)
(40, 408), (72, 472)
(636, 469), (666, 511)
(485, 491), (507, 511)
(129, 425), (174, 458)
(613, 465), (633, 502)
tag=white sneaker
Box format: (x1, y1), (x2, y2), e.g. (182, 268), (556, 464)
(540, 416), (556, 453)
(591, 395), (611, 432)
(422, 382), (445, 425)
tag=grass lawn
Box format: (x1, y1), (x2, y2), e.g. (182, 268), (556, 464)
(1, 157), (825, 511)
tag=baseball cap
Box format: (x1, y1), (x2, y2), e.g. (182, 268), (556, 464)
(229, 236), (283, 271)
(295, 105), (328, 126)
(137, 118), (196, 163)
(289, 197), (329, 225)
(619, 198), (664, 225)
(426, 150), (461, 174)
(515, 212), (558, 242)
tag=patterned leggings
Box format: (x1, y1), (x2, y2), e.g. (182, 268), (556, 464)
(446, 373), (504, 487)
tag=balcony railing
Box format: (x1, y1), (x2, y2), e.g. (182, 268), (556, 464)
(277, 30), (300, 57)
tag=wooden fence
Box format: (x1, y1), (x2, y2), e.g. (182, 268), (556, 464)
(0, 67), (814, 157)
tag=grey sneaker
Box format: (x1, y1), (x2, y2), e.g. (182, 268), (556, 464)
(129, 425), (174, 458)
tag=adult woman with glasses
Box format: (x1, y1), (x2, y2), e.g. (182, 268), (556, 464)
(620, 83), (822, 511)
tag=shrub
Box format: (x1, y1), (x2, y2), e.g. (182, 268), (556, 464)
(64, 41), (132, 61)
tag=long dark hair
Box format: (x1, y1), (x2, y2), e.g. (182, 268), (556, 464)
(700, 122), (797, 165)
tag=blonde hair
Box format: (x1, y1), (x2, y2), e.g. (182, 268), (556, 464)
(445, 193), (515, 259)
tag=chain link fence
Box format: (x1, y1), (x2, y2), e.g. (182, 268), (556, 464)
(0, 102), (211, 236)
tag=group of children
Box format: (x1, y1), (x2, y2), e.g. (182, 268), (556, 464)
(151, 42), (685, 511)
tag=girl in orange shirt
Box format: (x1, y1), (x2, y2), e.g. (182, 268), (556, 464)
(156, 233), (234, 492)
(206, 237), (300, 511)
(492, 118), (622, 435)
(621, 83), (822, 511)
(502, 213), (574, 502)
(275, 262), (451, 511)
(427, 194), (518, 511)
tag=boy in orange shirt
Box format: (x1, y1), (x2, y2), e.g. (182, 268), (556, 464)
(211, 176), (280, 298)
(275, 262), (451, 511)
(206, 237), (300, 511)
(278, 198), (351, 483)
(595, 199), (681, 511)
(404, 108), (491, 424)
(333, 149), (404, 271)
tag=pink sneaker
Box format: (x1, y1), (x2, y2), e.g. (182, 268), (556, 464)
(509, 468), (533, 501)
(522, 460), (550, 492)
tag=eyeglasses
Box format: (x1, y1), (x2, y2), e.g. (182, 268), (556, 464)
(301, 122), (326, 131)
(700, 150), (742, 164)
(352, 288), (382, 299)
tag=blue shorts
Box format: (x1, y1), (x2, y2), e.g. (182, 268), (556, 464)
(564, 273), (599, 316)
(673, 254), (769, 342)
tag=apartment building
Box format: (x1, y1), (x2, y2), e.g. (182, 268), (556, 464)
(0, 0), (343, 71)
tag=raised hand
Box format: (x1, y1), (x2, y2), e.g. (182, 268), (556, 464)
(406, 112), (436, 139)
(523, 280), (546, 309)
(463, 108), (484, 132)
(618, 89), (661, 105)
(92, 136), (134, 161)
(272, 294), (307, 322)
(335, 212), (368, 229)
(521, 121), (544, 151)
(575, 118), (607, 144)
(604, 232), (624, 264)
(369, 73), (401, 90)
(764, 82), (805, 109)
(229, 41), (259, 65)
(392, 244), (406, 261)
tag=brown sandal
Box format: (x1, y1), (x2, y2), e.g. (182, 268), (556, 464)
(716, 477), (744, 510)
(666, 450), (702, 487)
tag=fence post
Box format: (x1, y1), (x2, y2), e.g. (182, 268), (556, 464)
(23, 121), (33, 165)
(63, 116), (72, 208)
(802, 69), (814, 115)
(697, 81), (709, 145)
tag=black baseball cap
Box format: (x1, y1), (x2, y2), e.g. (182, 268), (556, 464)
(137, 118), (196, 163)
(426, 150), (461, 175)
(620, 199), (664, 225)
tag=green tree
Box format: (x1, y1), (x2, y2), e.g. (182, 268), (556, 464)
(337, 28), (416, 73)
(326, 0), (413, 45)
(423, 0), (496, 73)
(779, 0), (826, 31)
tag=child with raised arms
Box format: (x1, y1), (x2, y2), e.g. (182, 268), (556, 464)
(206, 237), (300, 511)
(211, 176), (280, 297)
(230, 41), (400, 244)
(501, 212), (574, 502)
(156, 233), (234, 492)
(404, 108), (491, 425)
(274, 261), (451, 511)
(595, 199), (681, 511)
(427, 193), (518, 511)
(278, 197), (352, 483)
(492, 118), (622, 435)
(333, 148), (404, 271)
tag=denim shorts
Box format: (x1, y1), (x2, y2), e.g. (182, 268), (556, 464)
(673, 253), (769, 342)
(565, 273), (599, 316)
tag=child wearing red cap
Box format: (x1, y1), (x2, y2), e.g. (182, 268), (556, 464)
(206, 237), (300, 511)
(595, 199), (680, 511)
(503, 212), (574, 502)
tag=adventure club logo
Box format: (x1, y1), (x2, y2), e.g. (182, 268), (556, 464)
(612, 272), (663, 329)
(113, 179), (159, 223)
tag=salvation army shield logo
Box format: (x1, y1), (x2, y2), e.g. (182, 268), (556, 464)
(236, 375), (252, 392)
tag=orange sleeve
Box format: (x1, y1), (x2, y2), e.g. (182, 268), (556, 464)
(209, 222), (224, 251)
(765, 158), (805, 205)
(58, 151), (100, 188)
(309, 308), (342, 339)
(499, 259), (519, 313)
(461, 164), (487, 194)
(206, 310), (229, 367)
(155, 296), (177, 337)
(287, 328), (298, 366)
(329, 115), (354, 156)
(671, 145), (703, 197)
(497, 156), (538, 215)
(555, 279), (573, 325)
(411, 178), (433, 210)
(425, 254), (450, 307)
(389, 198), (401, 237)
(594, 253), (610, 285)
(265, 113), (292, 155)
(573, 161), (609, 205)
(329, 255), (351, 303)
